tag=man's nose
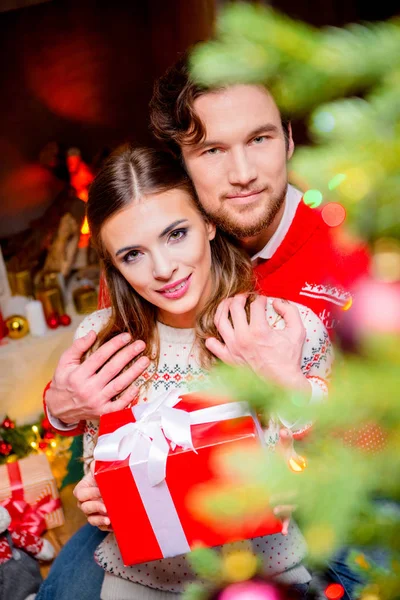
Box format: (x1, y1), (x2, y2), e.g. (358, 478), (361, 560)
(228, 147), (257, 187)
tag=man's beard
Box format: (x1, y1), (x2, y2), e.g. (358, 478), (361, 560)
(204, 185), (287, 240)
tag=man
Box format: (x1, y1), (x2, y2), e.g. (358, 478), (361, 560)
(40, 55), (368, 600)
(45, 56), (368, 432)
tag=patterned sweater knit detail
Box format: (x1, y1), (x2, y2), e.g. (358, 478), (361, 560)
(75, 300), (333, 593)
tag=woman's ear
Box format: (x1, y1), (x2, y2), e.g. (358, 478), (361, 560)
(206, 220), (217, 241)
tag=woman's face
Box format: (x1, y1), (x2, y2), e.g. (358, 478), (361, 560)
(101, 188), (216, 328)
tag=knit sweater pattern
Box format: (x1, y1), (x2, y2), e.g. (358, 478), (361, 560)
(75, 299), (332, 594)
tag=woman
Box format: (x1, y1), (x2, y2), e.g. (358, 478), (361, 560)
(40, 145), (332, 600)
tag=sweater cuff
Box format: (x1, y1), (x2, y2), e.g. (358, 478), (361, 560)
(43, 381), (84, 436)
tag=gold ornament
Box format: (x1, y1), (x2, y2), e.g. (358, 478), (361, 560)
(5, 315), (30, 339)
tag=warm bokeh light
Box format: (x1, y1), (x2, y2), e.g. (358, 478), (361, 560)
(325, 583), (345, 600)
(342, 296), (353, 311)
(81, 215), (90, 235)
(322, 203), (346, 227)
(288, 454), (307, 472)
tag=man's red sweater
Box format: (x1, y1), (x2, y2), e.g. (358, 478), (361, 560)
(253, 200), (369, 335)
(45, 199), (369, 436)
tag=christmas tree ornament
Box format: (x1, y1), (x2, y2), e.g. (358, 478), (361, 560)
(0, 309), (6, 342)
(41, 416), (52, 431)
(5, 315), (29, 339)
(46, 312), (59, 329)
(59, 313), (72, 327)
(1, 418), (15, 430)
(0, 442), (12, 456)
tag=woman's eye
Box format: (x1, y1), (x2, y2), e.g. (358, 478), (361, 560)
(169, 228), (187, 243)
(123, 250), (142, 264)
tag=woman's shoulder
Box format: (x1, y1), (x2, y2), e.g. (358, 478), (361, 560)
(74, 308), (112, 340)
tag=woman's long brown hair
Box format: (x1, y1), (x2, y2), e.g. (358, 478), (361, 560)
(87, 145), (255, 375)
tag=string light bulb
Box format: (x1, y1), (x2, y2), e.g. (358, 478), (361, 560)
(288, 454), (307, 472)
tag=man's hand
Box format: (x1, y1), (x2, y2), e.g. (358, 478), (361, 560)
(73, 463), (111, 531)
(205, 295), (310, 393)
(46, 330), (150, 423)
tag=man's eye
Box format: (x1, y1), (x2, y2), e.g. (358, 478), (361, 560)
(123, 250), (141, 263)
(205, 148), (221, 155)
(252, 136), (267, 144)
(169, 228), (187, 243)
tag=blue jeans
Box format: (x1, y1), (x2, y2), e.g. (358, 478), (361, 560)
(36, 524), (107, 600)
(323, 547), (390, 600)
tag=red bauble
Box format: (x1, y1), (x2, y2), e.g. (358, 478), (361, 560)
(41, 416), (52, 431)
(43, 431), (55, 440)
(39, 441), (48, 450)
(1, 418), (15, 429)
(59, 314), (72, 327)
(47, 313), (59, 329)
(0, 441), (12, 455)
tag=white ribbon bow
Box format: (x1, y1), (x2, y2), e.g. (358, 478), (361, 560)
(94, 390), (251, 486)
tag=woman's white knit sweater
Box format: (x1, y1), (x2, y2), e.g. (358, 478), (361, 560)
(75, 299), (333, 596)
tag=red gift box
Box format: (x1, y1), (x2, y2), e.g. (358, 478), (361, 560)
(0, 454), (64, 533)
(94, 391), (282, 566)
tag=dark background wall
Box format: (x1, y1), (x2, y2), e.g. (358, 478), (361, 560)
(0, 0), (397, 236)
(0, 0), (214, 236)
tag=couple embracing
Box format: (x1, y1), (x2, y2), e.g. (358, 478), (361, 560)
(39, 54), (366, 600)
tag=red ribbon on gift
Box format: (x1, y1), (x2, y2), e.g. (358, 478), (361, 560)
(1, 461), (61, 536)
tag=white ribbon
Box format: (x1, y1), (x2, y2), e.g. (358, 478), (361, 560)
(94, 390), (251, 486)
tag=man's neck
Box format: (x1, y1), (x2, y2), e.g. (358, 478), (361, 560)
(238, 200), (286, 256)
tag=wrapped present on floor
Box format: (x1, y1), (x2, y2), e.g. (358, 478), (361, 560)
(94, 391), (282, 566)
(0, 454), (64, 533)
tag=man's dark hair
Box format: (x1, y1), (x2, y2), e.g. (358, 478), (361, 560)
(149, 52), (290, 158)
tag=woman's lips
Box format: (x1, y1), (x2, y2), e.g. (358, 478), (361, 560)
(156, 274), (192, 300)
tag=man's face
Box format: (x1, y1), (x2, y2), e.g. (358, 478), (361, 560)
(181, 85), (294, 239)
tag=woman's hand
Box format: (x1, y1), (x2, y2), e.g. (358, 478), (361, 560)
(206, 294), (310, 394)
(73, 463), (112, 531)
